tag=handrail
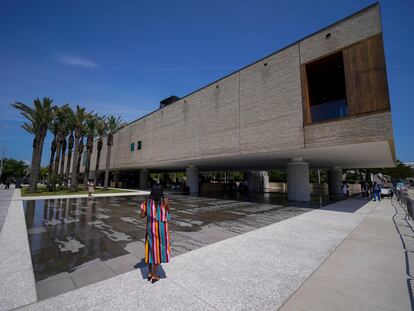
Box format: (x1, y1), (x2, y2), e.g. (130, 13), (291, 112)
(394, 187), (414, 219)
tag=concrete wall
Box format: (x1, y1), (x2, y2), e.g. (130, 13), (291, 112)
(304, 111), (393, 149)
(268, 182), (362, 195)
(299, 5), (381, 64)
(82, 4), (387, 173)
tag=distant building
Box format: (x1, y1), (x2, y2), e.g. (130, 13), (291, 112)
(81, 3), (395, 201)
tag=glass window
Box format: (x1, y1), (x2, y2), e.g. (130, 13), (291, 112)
(306, 52), (348, 123)
(137, 141), (142, 150)
(130, 143), (135, 152)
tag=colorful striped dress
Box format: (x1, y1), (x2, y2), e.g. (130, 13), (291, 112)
(140, 199), (171, 264)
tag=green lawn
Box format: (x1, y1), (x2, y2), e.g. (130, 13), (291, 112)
(21, 185), (134, 197)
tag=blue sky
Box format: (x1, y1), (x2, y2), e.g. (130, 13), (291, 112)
(0, 0), (412, 165)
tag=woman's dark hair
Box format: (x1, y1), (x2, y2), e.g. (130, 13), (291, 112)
(149, 182), (164, 203)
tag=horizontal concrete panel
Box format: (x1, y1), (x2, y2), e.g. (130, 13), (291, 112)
(299, 5), (381, 64)
(304, 111), (393, 149)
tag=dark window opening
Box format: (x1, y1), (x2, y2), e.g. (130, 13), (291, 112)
(137, 141), (142, 150)
(306, 51), (347, 123)
(130, 143), (135, 152)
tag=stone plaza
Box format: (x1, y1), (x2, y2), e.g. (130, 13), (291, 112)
(1, 187), (413, 310)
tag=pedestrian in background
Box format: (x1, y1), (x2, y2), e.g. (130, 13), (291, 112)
(87, 179), (95, 197)
(372, 182), (381, 201)
(342, 181), (350, 199)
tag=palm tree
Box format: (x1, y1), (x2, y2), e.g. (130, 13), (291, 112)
(64, 108), (76, 189)
(12, 97), (56, 192)
(70, 106), (88, 191)
(58, 111), (73, 188)
(47, 127), (58, 190)
(76, 134), (85, 180)
(59, 125), (69, 188)
(93, 116), (107, 186)
(103, 116), (126, 190)
(83, 114), (99, 187)
(64, 132), (74, 188)
(52, 105), (70, 191)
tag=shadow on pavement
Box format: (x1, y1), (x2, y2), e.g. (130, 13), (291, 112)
(320, 197), (372, 213)
(134, 258), (167, 280)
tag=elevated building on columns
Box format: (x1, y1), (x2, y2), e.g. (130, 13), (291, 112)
(80, 3), (395, 201)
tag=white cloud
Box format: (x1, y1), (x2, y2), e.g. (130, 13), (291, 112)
(57, 54), (96, 68)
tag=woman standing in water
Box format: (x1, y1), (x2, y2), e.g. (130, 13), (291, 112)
(140, 182), (171, 283)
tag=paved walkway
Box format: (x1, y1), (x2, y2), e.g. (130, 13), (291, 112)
(1, 190), (412, 310)
(0, 188), (14, 232)
(15, 197), (404, 311)
(281, 197), (413, 310)
(0, 189), (37, 311)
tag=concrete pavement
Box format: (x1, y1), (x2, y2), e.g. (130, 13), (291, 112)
(0, 188), (14, 232)
(1, 189), (412, 310)
(280, 197), (413, 311)
(16, 197), (396, 311)
(0, 189), (37, 311)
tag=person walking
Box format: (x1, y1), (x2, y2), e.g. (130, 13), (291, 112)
(87, 180), (95, 197)
(342, 181), (350, 199)
(140, 182), (171, 283)
(372, 181), (381, 201)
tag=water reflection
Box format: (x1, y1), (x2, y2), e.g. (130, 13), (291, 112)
(24, 193), (334, 282)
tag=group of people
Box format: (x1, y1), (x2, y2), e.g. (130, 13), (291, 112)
(1, 180), (13, 189)
(360, 180), (383, 201)
(342, 180), (384, 201)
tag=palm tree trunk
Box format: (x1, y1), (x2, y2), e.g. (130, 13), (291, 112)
(103, 144), (112, 190)
(47, 136), (57, 190)
(59, 138), (67, 188)
(83, 134), (93, 187)
(65, 133), (74, 189)
(94, 138), (103, 186)
(75, 138), (84, 188)
(52, 134), (63, 191)
(28, 131), (46, 192)
(64, 148), (72, 189)
(70, 134), (80, 191)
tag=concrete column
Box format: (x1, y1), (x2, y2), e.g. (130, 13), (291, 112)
(286, 158), (310, 202)
(139, 169), (149, 189)
(114, 171), (120, 182)
(246, 171), (269, 192)
(186, 166), (199, 195)
(328, 167), (343, 196)
(262, 171), (269, 192)
(113, 171), (120, 188)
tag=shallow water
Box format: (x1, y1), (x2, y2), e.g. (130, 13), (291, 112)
(23, 193), (331, 282)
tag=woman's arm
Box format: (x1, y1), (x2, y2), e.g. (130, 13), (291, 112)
(164, 197), (170, 212)
(139, 200), (147, 218)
